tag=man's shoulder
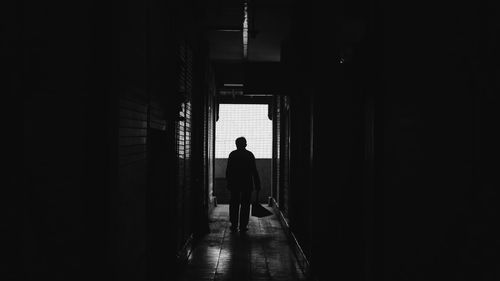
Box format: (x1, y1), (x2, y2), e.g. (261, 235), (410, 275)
(245, 150), (255, 158)
(229, 149), (254, 157)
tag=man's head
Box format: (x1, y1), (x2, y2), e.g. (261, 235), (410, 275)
(235, 137), (247, 150)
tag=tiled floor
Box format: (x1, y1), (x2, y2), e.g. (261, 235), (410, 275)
(178, 204), (308, 281)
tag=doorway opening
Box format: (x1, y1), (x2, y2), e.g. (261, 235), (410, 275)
(214, 103), (272, 204)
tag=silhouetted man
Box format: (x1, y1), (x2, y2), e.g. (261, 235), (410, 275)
(226, 137), (261, 232)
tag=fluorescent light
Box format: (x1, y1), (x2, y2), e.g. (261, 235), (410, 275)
(243, 2), (248, 59)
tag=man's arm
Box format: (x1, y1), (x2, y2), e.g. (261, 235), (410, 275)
(251, 154), (261, 191)
(225, 153), (233, 190)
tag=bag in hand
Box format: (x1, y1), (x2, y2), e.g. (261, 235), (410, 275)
(251, 191), (273, 218)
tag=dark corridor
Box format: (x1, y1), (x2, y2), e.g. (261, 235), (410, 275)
(177, 204), (306, 281)
(11, 0), (500, 281)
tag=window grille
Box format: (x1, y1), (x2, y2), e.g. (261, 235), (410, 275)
(216, 104), (272, 159)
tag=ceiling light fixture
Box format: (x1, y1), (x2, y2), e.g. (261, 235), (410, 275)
(242, 1), (249, 59)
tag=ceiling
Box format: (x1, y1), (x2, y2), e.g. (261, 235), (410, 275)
(203, 0), (291, 94)
(204, 0), (291, 63)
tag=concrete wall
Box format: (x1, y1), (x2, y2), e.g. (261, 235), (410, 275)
(284, 1), (500, 281)
(214, 159), (272, 204)
(18, 1), (211, 280)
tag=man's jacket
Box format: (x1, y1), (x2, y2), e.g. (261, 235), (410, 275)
(225, 149), (261, 192)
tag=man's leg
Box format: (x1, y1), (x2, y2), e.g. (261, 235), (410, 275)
(229, 190), (240, 230)
(239, 189), (252, 230)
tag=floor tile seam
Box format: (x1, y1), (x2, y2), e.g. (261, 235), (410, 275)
(259, 218), (274, 280)
(212, 218), (228, 281)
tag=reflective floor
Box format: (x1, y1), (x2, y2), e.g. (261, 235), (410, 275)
(178, 204), (308, 281)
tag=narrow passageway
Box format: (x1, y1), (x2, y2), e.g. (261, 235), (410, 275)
(16, 1), (499, 280)
(178, 205), (307, 281)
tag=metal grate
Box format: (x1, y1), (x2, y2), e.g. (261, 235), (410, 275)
(176, 41), (193, 251)
(216, 104), (272, 159)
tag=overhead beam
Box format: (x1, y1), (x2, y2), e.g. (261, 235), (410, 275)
(214, 62), (286, 94)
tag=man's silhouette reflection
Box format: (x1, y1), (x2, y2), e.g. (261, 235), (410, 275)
(226, 137), (261, 232)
